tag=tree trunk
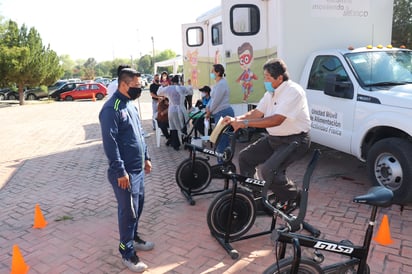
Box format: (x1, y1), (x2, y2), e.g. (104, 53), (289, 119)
(18, 84), (25, 106)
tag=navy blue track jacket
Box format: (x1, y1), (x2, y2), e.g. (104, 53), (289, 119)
(99, 91), (149, 178)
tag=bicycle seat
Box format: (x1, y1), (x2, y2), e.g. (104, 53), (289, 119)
(353, 186), (393, 207)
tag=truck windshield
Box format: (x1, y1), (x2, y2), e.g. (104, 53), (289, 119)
(346, 50), (412, 87)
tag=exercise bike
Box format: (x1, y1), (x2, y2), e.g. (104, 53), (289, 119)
(175, 123), (237, 205)
(207, 142), (322, 259)
(262, 184), (394, 274)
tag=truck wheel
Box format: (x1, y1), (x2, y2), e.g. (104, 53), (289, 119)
(367, 137), (412, 204)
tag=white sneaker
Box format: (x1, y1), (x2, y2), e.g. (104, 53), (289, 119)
(122, 254), (148, 273)
(134, 236), (154, 251)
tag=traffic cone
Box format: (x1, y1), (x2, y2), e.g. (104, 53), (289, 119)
(92, 93), (96, 102)
(10, 244), (30, 274)
(33, 203), (47, 229)
(373, 214), (393, 245)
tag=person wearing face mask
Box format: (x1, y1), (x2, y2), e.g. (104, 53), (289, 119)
(222, 58), (311, 213)
(150, 74), (161, 130)
(157, 75), (192, 150)
(191, 85), (212, 136)
(99, 68), (154, 273)
(205, 64), (235, 162)
(107, 64), (131, 99)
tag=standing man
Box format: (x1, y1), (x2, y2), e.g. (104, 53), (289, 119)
(149, 73), (161, 130)
(224, 58), (311, 211)
(184, 78), (194, 111)
(99, 68), (154, 273)
(107, 64), (131, 99)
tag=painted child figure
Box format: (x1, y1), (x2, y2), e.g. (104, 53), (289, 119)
(236, 42), (258, 102)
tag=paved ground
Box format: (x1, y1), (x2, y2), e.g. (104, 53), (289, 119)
(1, 94), (412, 273)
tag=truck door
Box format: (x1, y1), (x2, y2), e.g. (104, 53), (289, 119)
(303, 54), (356, 154)
(220, 0), (270, 109)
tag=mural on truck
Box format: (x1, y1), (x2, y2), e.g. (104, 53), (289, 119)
(236, 42), (258, 102)
(185, 49), (200, 88)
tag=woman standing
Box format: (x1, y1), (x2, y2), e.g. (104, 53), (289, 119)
(206, 64), (235, 162)
(158, 75), (192, 150)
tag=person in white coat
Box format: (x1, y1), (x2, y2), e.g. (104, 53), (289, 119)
(157, 75), (192, 150)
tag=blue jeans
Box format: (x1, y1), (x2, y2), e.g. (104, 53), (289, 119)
(109, 170), (145, 259)
(213, 107), (234, 162)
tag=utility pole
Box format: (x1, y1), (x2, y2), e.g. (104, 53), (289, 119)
(151, 36), (155, 74)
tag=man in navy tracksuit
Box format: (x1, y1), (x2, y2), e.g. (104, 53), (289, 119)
(99, 68), (153, 273)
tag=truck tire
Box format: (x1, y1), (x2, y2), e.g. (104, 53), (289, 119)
(367, 137), (412, 204)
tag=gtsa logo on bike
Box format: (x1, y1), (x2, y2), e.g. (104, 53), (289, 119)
(314, 241), (354, 254)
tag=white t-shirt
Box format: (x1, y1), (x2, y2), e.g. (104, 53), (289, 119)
(257, 80), (310, 136)
(106, 79), (118, 99)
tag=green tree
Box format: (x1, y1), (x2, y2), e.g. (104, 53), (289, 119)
(0, 20), (63, 105)
(392, 0), (412, 48)
(82, 58), (97, 80)
(60, 54), (76, 79)
(138, 54), (153, 74)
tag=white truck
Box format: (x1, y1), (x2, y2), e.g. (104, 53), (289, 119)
(181, 0), (412, 204)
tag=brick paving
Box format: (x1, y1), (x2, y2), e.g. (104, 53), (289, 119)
(0, 97), (412, 273)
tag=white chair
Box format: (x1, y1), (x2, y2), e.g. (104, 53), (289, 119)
(153, 118), (161, 147)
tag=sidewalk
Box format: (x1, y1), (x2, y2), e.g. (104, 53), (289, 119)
(0, 100), (411, 273)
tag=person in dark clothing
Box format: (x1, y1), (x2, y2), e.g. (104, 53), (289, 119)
(156, 96), (171, 145)
(149, 74), (161, 130)
(99, 68), (154, 273)
(191, 85), (212, 137)
(184, 78), (194, 110)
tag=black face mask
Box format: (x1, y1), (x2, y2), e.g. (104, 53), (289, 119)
(127, 87), (142, 100)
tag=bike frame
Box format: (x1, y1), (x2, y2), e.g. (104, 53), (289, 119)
(274, 206), (377, 273)
(178, 126), (237, 204)
(268, 185), (394, 274)
(211, 145), (321, 259)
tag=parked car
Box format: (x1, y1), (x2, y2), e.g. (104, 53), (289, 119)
(25, 87), (49, 100)
(48, 80), (68, 92)
(94, 77), (111, 86)
(0, 88), (19, 100)
(49, 82), (82, 100)
(60, 83), (107, 101)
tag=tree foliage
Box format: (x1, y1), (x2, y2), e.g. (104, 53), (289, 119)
(393, 0), (412, 48)
(0, 19), (63, 105)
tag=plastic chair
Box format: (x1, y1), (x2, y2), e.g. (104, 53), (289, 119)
(153, 118), (161, 147)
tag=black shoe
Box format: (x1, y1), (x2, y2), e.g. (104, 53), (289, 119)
(276, 191), (301, 214)
(165, 139), (171, 146)
(173, 146), (180, 151)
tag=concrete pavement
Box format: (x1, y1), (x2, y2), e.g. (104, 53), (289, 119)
(0, 98), (412, 273)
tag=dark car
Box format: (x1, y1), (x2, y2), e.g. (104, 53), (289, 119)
(49, 82), (82, 100)
(24, 87), (49, 100)
(60, 83), (107, 101)
(0, 88), (19, 100)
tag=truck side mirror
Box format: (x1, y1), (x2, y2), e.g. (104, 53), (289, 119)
(324, 73), (354, 99)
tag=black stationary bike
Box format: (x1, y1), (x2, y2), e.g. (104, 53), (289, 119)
(262, 185), (393, 274)
(207, 142), (322, 259)
(175, 124), (237, 205)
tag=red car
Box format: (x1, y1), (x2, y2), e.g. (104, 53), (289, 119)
(60, 83), (107, 101)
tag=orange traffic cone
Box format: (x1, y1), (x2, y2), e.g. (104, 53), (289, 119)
(92, 93), (96, 102)
(10, 244), (30, 274)
(373, 214), (393, 245)
(33, 203), (47, 229)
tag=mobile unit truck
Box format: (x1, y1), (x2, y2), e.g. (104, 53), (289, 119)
(182, 0), (412, 203)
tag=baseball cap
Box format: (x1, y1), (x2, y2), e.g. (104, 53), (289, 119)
(199, 85), (211, 93)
